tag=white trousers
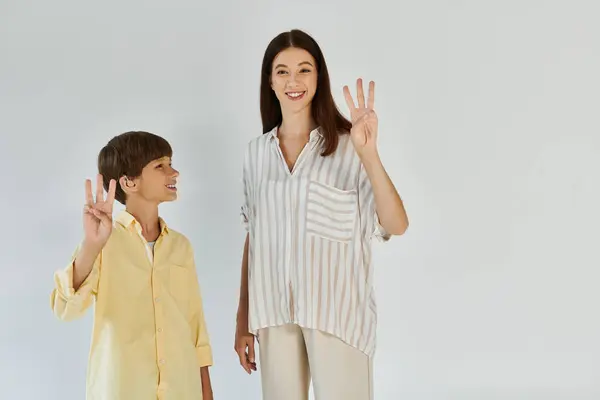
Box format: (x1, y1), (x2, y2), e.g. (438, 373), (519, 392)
(257, 324), (373, 400)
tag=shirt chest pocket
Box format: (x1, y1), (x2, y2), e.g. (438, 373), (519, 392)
(306, 181), (358, 243)
(169, 265), (189, 313)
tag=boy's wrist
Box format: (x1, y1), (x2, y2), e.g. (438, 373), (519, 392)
(81, 239), (104, 255)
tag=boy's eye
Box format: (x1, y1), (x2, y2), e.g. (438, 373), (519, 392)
(300, 68), (311, 73)
(276, 70), (288, 75)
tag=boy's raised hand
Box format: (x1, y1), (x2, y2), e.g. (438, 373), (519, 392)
(83, 174), (116, 248)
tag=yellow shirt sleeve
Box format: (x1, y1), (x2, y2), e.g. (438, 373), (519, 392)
(50, 244), (101, 321)
(185, 244), (213, 367)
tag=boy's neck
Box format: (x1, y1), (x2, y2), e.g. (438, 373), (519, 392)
(125, 200), (161, 242)
(280, 106), (317, 138)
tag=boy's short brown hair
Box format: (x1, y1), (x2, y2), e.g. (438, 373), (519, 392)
(98, 131), (173, 205)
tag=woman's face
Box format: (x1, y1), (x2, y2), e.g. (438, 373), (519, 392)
(271, 47), (318, 113)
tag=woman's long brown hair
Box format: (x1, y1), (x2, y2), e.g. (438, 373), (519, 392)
(260, 29), (352, 156)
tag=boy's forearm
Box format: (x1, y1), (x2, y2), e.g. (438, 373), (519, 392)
(73, 241), (102, 291)
(236, 234), (249, 323)
(200, 366), (213, 399)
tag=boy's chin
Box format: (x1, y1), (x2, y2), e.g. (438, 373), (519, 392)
(160, 192), (178, 202)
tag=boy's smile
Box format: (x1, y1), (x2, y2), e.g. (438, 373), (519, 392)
(166, 182), (177, 192)
(122, 156), (180, 204)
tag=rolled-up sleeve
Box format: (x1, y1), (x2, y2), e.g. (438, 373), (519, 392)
(186, 244), (213, 367)
(240, 142), (253, 232)
(50, 245), (101, 321)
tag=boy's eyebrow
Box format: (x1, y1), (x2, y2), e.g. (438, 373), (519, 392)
(151, 157), (171, 164)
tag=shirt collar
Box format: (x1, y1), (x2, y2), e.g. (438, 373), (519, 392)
(115, 210), (169, 236)
(268, 126), (323, 142)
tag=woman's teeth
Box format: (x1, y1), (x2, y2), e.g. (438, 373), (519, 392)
(287, 91), (305, 99)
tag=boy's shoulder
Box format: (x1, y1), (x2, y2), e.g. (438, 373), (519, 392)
(163, 225), (190, 245)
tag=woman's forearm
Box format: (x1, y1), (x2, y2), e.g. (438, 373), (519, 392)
(237, 234), (250, 323)
(362, 153), (409, 235)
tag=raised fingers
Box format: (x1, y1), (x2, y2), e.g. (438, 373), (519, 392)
(96, 174), (104, 203)
(356, 78), (365, 108)
(367, 80), (375, 109)
(343, 85), (356, 112)
(105, 179), (117, 207)
(85, 179), (94, 206)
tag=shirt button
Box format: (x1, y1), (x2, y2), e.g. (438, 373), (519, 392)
(155, 297), (161, 302)
(157, 328), (163, 333)
(159, 359), (166, 365)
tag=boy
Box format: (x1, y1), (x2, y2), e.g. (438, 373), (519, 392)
(50, 131), (214, 400)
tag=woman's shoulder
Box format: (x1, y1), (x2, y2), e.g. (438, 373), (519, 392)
(241, 129), (274, 161)
(247, 127), (276, 147)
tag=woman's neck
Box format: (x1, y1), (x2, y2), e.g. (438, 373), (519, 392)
(279, 106), (317, 138)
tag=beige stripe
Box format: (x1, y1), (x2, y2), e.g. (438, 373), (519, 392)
(309, 235), (315, 326)
(316, 236), (323, 328)
(286, 141), (295, 324)
(276, 177), (286, 323)
(266, 150), (279, 326)
(343, 243), (355, 341)
(331, 134), (352, 188)
(247, 139), (263, 328)
(324, 240), (333, 331)
(318, 138), (342, 331)
(304, 146), (321, 325)
(292, 161), (303, 323)
(363, 299), (375, 352)
(350, 215), (363, 345)
(306, 229), (353, 243)
(333, 243), (344, 335)
(307, 199), (356, 215)
(258, 158), (271, 326)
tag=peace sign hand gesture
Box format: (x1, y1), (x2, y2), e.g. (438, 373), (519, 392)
(343, 78), (379, 160)
(83, 174), (117, 249)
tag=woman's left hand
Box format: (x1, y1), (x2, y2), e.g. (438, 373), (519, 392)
(343, 78), (379, 160)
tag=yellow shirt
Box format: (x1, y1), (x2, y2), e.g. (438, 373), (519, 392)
(50, 211), (213, 400)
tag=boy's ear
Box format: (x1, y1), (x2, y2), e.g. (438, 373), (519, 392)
(119, 176), (137, 194)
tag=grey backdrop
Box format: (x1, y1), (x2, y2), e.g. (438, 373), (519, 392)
(1, 0), (599, 399)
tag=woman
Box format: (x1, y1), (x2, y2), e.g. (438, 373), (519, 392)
(235, 29), (408, 400)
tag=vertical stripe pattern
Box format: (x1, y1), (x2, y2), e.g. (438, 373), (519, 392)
(240, 127), (390, 356)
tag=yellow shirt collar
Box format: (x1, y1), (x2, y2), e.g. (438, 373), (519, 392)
(115, 210), (169, 235)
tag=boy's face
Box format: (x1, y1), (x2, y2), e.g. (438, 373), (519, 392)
(122, 156), (179, 204)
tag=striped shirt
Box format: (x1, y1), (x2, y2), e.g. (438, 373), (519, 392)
(240, 126), (390, 356)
